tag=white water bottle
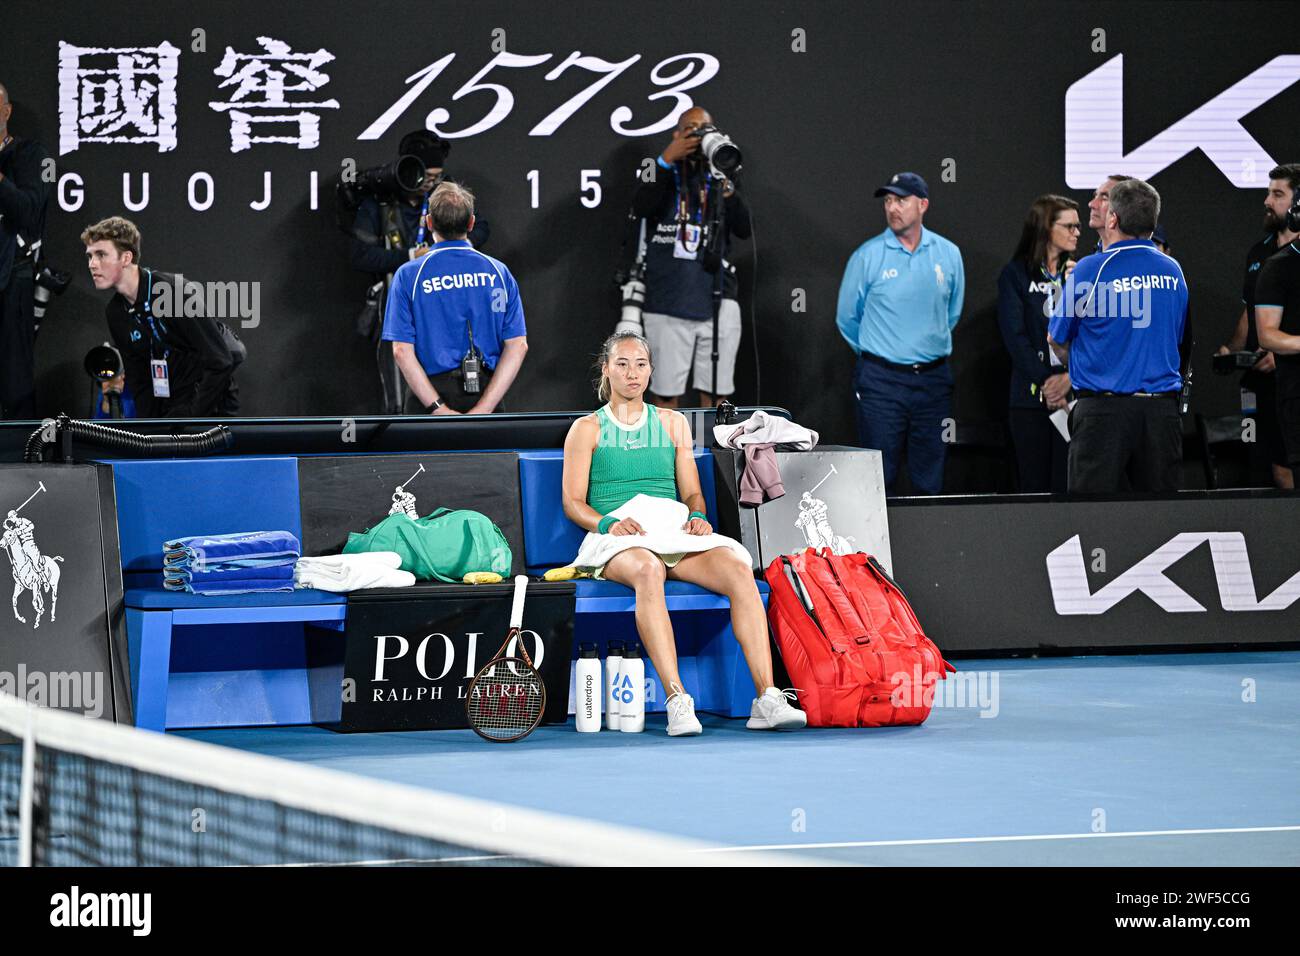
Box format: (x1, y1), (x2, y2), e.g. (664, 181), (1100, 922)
(575, 644), (602, 733)
(618, 643), (645, 733)
(605, 640), (624, 730)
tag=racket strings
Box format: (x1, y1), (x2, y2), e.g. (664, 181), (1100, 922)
(466, 660), (546, 741)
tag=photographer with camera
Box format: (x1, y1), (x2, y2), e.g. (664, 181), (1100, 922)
(383, 182), (527, 415)
(1215, 163), (1300, 490)
(346, 130), (490, 413)
(628, 106), (750, 410)
(0, 81), (53, 420)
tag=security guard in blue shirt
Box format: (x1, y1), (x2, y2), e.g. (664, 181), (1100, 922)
(1049, 178), (1188, 493)
(383, 182), (528, 415)
(836, 172), (965, 494)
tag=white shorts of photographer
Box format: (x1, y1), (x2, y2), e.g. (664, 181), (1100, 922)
(642, 299), (741, 398)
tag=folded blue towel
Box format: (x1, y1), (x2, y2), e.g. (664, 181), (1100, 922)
(163, 530), (301, 568)
(164, 556), (298, 574)
(164, 563), (296, 586)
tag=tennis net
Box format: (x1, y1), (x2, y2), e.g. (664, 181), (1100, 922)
(0, 693), (799, 867)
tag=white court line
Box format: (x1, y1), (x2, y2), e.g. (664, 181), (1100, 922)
(699, 824), (1300, 853)
(269, 854), (517, 867)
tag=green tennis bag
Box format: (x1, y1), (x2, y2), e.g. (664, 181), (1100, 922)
(343, 508), (512, 582)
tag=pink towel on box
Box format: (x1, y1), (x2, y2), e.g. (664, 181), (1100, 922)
(739, 444), (785, 506)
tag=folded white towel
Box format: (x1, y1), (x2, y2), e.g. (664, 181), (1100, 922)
(294, 551), (414, 592)
(572, 494), (752, 572)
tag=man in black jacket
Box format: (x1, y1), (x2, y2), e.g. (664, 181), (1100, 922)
(632, 106), (751, 409)
(83, 217), (241, 418)
(0, 82), (53, 419)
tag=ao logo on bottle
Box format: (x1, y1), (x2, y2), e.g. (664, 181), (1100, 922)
(611, 672), (637, 705)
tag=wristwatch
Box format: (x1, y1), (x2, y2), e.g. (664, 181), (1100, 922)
(425, 398), (444, 413)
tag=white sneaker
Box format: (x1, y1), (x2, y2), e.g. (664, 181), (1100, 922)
(747, 687), (807, 730)
(665, 683), (703, 736)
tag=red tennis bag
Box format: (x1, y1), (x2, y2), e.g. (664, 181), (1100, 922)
(764, 548), (956, 727)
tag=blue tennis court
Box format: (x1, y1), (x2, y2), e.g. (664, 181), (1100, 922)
(181, 650), (1300, 866)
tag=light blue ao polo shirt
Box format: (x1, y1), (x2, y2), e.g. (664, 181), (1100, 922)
(836, 227), (965, 364)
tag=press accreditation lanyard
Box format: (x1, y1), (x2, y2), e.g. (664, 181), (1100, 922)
(671, 165), (710, 252)
(415, 194), (432, 247)
(132, 269), (172, 397)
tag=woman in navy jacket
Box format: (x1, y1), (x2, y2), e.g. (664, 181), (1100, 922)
(997, 195), (1081, 493)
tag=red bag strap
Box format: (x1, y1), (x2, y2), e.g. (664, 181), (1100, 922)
(819, 548), (889, 643)
(791, 548), (867, 647)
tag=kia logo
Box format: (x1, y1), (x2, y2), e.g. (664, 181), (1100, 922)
(1065, 55), (1300, 188)
(1046, 532), (1300, 615)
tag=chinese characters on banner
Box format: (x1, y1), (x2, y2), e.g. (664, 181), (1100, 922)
(58, 42), (182, 154)
(58, 37), (339, 155)
(208, 37), (340, 152)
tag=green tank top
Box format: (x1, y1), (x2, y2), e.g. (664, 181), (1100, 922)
(587, 404), (679, 516)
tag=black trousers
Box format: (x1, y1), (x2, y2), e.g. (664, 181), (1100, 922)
(1068, 394), (1182, 494)
(1008, 406), (1068, 493)
(402, 368), (497, 415)
(0, 267), (36, 420)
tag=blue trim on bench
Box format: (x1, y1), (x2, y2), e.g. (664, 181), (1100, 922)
(125, 587), (346, 610)
(127, 607), (174, 733)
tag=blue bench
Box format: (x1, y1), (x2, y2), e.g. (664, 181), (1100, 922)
(518, 449), (768, 717)
(108, 456), (346, 731)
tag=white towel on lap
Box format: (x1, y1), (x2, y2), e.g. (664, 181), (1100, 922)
(573, 494), (752, 572)
(294, 551), (416, 592)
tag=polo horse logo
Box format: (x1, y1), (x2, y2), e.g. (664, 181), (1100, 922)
(794, 466), (855, 555)
(2, 482), (64, 628)
(387, 463), (425, 520)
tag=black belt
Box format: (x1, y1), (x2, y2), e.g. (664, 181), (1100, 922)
(1074, 389), (1179, 399)
(859, 351), (946, 374)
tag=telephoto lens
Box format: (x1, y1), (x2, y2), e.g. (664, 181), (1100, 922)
(697, 125), (742, 177)
(356, 153), (427, 196)
(616, 272), (646, 334)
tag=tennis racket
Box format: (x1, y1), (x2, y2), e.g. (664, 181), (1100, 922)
(466, 574), (546, 742)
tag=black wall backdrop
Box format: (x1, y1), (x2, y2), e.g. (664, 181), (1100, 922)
(3, 0), (1296, 446)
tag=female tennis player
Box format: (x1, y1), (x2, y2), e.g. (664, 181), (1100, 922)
(562, 331), (806, 736)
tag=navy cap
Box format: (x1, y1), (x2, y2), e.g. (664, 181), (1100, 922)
(874, 172), (929, 200)
(1151, 223), (1169, 246)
